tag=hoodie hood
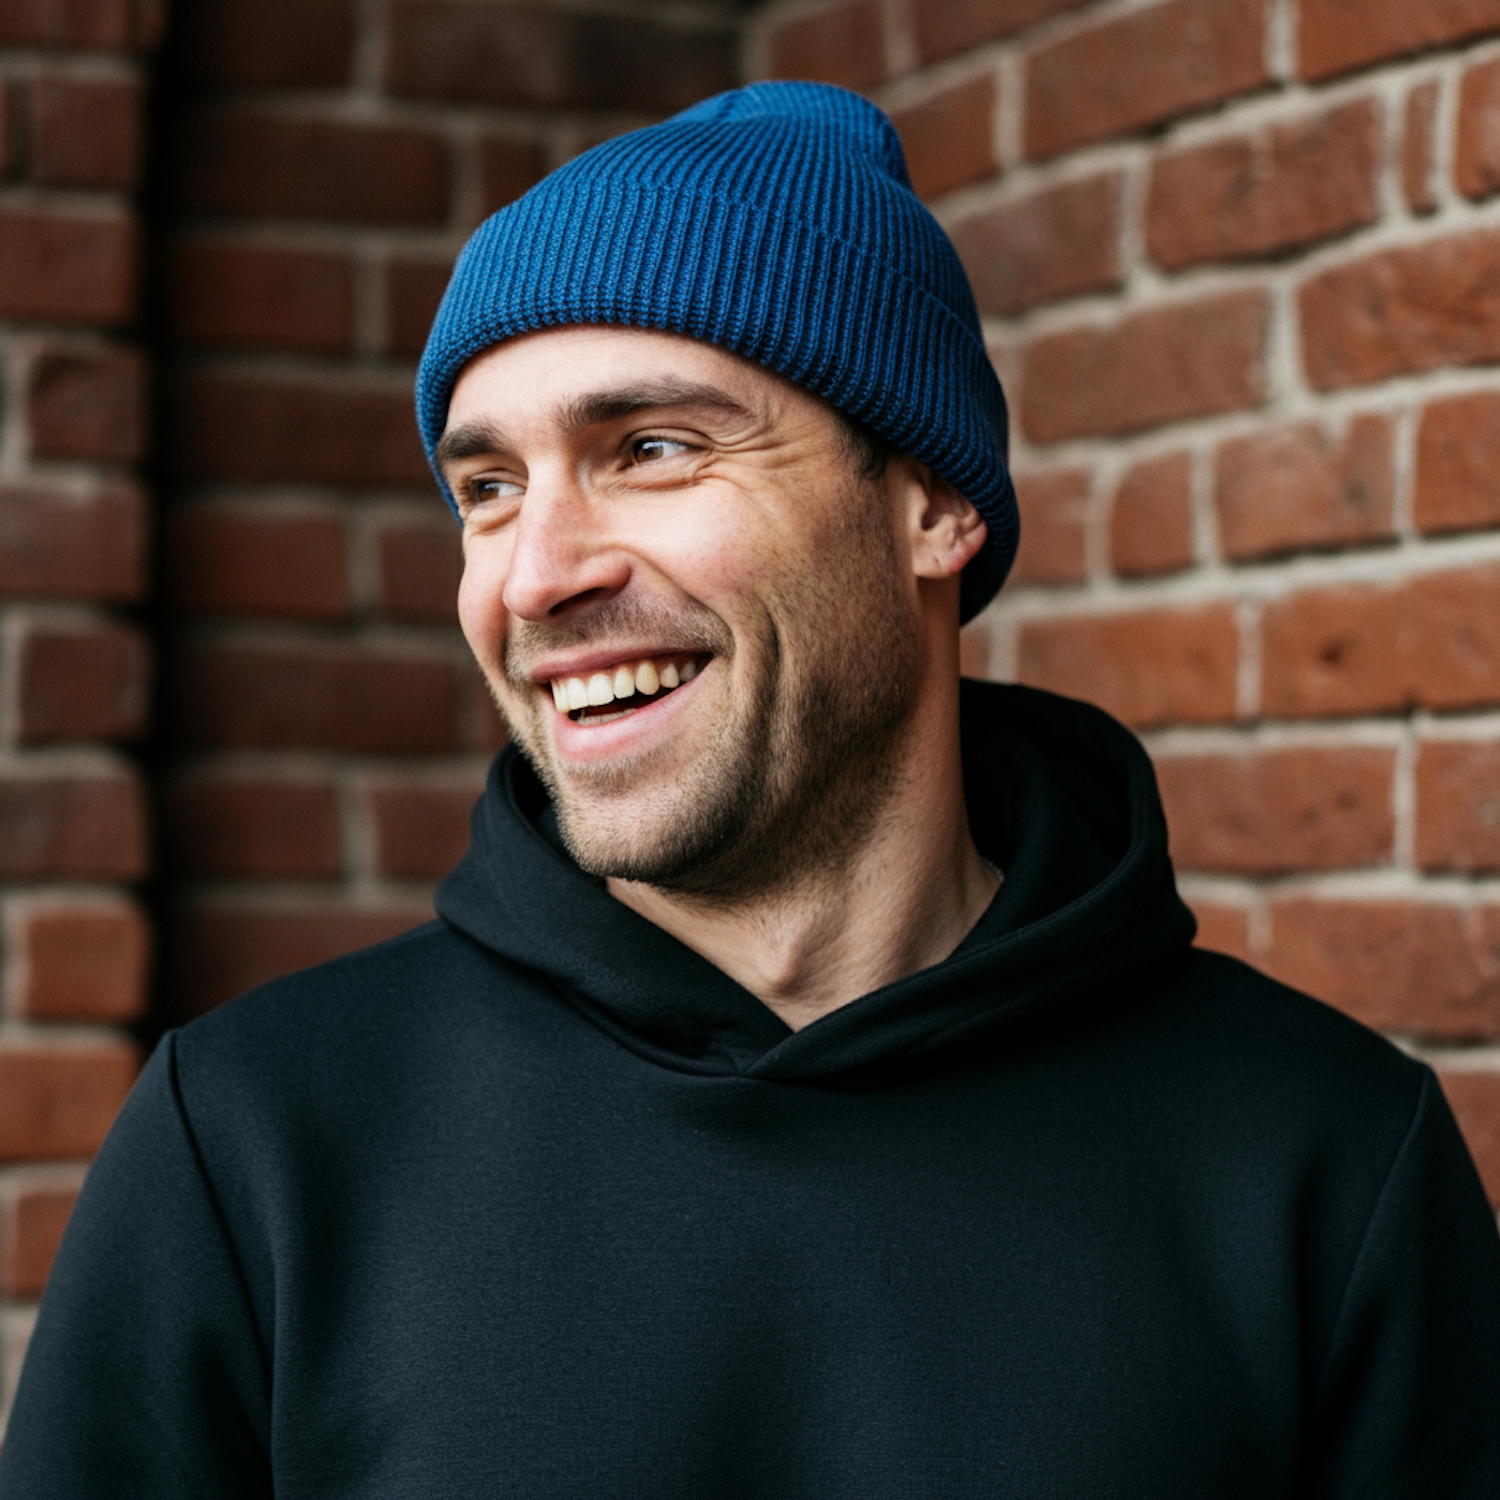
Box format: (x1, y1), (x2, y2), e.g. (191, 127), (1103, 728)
(435, 680), (1195, 1085)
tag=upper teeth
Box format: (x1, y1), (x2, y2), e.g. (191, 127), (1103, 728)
(549, 656), (698, 713)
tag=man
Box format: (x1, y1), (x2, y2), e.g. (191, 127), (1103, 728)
(2, 82), (1498, 1498)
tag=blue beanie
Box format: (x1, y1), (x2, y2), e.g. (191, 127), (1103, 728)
(416, 80), (1019, 621)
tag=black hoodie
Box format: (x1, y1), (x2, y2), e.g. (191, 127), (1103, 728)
(3, 683), (1498, 1498)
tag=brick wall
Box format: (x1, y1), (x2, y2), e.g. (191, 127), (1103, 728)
(749, 0), (1500, 1206)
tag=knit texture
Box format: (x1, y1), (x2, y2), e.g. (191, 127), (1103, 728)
(416, 82), (1019, 621)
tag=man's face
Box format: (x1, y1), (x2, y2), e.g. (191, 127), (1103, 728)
(440, 325), (925, 902)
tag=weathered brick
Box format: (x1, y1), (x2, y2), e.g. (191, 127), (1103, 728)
(1008, 467), (1089, 586)
(0, 484), (145, 601)
(1157, 746), (1395, 875)
(1404, 79), (1440, 214)
(169, 902), (429, 1018)
(0, 0), (147, 48)
(1437, 1070), (1500, 1207)
(174, 641), (458, 753)
(1301, 0), (1500, 82)
(0, 207), (136, 324)
(26, 344), (146, 463)
(386, 0), (736, 111)
(890, 74), (998, 202)
(458, 654), (509, 754)
(16, 618), (149, 743)
(170, 240), (352, 352)
(4, 896), (148, 1021)
(1109, 451), (1194, 578)
(170, 504), (348, 619)
(175, 0), (354, 87)
(949, 172), (1121, 317)
(0, 1185), (79, 1298)
(913, 0), (1090, 62)
(1416, 739), (1500, 873)
(377, 513), (461, 622)
(169, 775), (342, 879)
(176, 109), (448, 225)
(1025, 0), (1270, 161)
(1415, 391), (1500, 534)
(1018, 603), (1239, 729)
(765, 0), (887, 90)
(1261, 563), (1500, 718)
(367, 779), (479, 879)
(1458, 55), (1500, 201)
(25, 74), (141, 190)
(384, 258), (451, 358)
(0, 1042), (138, 1161)
(1214, 414), (1393, 561)
(1267, 899), (1500, 1040)
(171, 374), (430, 488)
(478, 134), (545, 218)
(0, 765), (147, 880)
(1188, 900), (1254, 965)
(1300, 230), (1500, 389)
(1146, 99), (1381, 270)
(1021, 291), (1266, 443)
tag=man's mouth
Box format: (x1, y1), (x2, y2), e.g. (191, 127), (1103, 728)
(547, 653), (705, 725)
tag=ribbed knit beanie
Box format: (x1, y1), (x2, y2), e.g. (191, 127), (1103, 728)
(416, 80), (1019, 621)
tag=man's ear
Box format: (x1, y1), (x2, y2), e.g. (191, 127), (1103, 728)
(899, 461), (988, 581)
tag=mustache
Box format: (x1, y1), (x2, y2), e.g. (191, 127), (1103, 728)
(503, 597), (731, 688)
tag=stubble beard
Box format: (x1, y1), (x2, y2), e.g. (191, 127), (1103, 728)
(490, 484), (923, 906)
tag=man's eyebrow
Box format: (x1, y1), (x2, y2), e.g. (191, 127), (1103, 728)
(434, 420), (511, 470)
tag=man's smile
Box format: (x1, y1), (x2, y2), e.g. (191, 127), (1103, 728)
(546, 652), (707, 723)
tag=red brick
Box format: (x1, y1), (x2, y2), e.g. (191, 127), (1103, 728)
(169, 776), (341, 880)
(5, 897), (148, 1021)
(1301, 0), (1500, 82)
(385, 258), (451, 358)
(176, 110), (448, 225)
(1018, 603), (1239, 729)
(377, 513), (460, 622)
(914, 0), (1091, 62)
(765, 0), (887, 90)
(1109, 452), (1194, 578)
(0, 0), (148, 48)
(1437, 1071), (1500, 1208)
(26, 344), (146, 463)
(386, 1), (736, 111)
(1021, 291), (1266, 444)
(1458, 56), (1500, 200)
(478, 134), (545, 218)
(1188, 900), (1253, 964)
(367, 779), (478, 879)
(170, 902), (428, 1018)
(0, 766), (147, 880)
(16, 619), (149, 743)
(1008, 467), (1089, 586)
(0, 207), (136, 324)
(1404, 80), (1440, 214)
(25, 75), (141, 190)
(1146, 99), (1381, 271)
(1261, 563), (1500, 718)
(1214, 414), (1393, 561)
(1025, 0), (1270, 161)
(458, 654), (509, 754)
(890, 74), (998, 202)
(170, 240), (352, 353)
(0, 1042), (138, 1161)
(175, 641), (458, 754)
(1300, 230), (1500, 389)
(1416, 740), (1500, 873)
(950, 173), (1121, 317)
(1267, 899), (1500, 1040)
(1157, 746), (1394, 876)
(0, 484), (145, 601)
(1414, 391), (1500, 534)
(0, 1185), (79, 1298)
(175, 0), (354, 87)
(171, 374), (431, 489)
(170, 504), (348, 619)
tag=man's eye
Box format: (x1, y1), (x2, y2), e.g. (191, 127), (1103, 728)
(469, 477), (522, 504)
(630, 437), (690, 464)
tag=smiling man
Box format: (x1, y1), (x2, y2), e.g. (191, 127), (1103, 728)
(3, 82), (1499, 1499)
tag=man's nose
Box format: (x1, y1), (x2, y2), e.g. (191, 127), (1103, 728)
(499, 472), (631, 621)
